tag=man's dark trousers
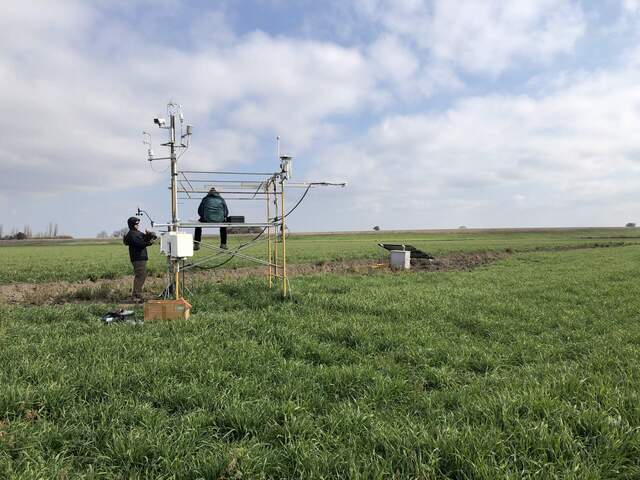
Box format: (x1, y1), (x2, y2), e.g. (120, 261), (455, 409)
(194, 223), (227, 246)
(132, 260), (147, 298)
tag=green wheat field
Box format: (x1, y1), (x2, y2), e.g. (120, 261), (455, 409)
(1, 228), (640, 478)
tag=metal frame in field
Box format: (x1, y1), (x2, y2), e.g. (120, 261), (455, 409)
(145, 103), (345, 300)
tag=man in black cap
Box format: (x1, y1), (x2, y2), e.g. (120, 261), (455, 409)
(123, 217), (156, 301)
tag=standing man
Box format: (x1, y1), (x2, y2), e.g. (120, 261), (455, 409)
(123, 216), (156, 302)
(194, 187), (229, 250)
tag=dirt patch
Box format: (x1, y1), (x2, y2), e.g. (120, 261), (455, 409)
(0, 251), (512, 306)
(0, 277), (135, 306)
(1, 242), (631, 306)
(412, 251), (508, 271)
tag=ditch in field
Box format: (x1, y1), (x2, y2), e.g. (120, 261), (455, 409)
(0, 241), (629, 306)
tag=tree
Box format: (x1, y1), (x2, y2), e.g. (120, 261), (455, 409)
(54, 223), (58, 237)
(625, 222), (636, 228)
(373, 225), (380, 231)
(112, 227), (128, 237)
(97, 230), (109, 239)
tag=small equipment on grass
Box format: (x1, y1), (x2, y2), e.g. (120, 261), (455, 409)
(377, 243), (434, 259)
(378, 243), (435, 270)
(101, 309), (136, 325)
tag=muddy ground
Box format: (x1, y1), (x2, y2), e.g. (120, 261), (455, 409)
(0, 242), (631, 306)
(0, 251), (510, 306)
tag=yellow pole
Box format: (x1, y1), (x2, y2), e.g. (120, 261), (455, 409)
(281, 177), (287, 297)
(266, 182), (273, 288)
(272, 181), (279, 286)
(175, 268), (180, 300)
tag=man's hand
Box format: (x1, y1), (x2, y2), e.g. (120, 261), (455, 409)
(143, 230), (157, 245)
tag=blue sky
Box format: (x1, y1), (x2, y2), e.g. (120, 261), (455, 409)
(2, 0), (640, 237)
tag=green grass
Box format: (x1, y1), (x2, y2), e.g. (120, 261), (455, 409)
(2, 228), (640, 284)
(2, 246), (640, 478)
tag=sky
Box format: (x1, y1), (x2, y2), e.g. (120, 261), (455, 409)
(1, 0), (640, 237)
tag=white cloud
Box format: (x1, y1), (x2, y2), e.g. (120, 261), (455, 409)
(1, 0), (638, 234)
(308, 62), (640, 228)
(0, 3), (379, 195)
(623, 0), (640, 13)
(356, 0), (585, 75)
(367, 34), (419, 93)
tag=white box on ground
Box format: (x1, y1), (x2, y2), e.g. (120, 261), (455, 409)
(390, 250), (410, 270)
(160, 232), (194, 258)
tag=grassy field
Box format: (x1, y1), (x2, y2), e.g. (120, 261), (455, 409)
(1, 230), (640, 478)
(1, 228), (640, 284)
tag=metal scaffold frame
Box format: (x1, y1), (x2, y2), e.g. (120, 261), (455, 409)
(144, 103), (345, 301)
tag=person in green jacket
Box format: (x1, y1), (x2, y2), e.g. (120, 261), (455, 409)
(194, 187), (229, 250)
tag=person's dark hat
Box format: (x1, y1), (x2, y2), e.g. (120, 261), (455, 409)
(127, 217), (140, 229)
(209, 187), (218, 194)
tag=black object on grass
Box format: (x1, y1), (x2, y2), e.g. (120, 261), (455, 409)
(101, 309), (136, 324)
(378, 243), (435, 260)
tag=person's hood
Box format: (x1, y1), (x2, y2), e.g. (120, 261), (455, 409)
(127, 217), (140, 229)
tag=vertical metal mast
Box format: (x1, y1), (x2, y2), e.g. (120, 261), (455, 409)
(281, 176), (287, 297)
(169, 113), (180, 299)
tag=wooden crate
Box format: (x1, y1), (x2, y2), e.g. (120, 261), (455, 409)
(144, 298), (192, 321)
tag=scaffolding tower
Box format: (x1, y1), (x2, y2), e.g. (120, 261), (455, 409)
(144, 103), (345, 301)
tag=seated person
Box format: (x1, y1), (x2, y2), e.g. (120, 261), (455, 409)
(194, 187), (229, 250)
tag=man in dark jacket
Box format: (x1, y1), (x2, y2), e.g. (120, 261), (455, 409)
(194, 187), (229, 250)
(123, 216), (156, 301)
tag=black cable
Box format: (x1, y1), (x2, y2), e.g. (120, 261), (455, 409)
(184, 225), (269, 271)
(273, 184), (312, 222)
(284, 184), (311, 219)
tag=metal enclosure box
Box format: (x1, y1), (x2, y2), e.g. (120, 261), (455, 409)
(390, 250), (411, 270)
(160, 232), (194, 258)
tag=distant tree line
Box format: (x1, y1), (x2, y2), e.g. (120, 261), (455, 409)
(0, 223), (71, 240)
(97, 228), (129, 239)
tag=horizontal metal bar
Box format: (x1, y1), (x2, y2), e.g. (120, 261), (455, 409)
(177, 179), (267, 184)
(287, 182), (347, 187)
(176, 181), (345, 189)
(154, 222), (279, 228)
(178, 197), (270, 201)
(177, 189), (272, 194)
(179, 170), (277, 176)
(194, 242), (279, 268)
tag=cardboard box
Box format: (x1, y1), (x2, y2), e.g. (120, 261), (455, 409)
(144, 298), (192, 321)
